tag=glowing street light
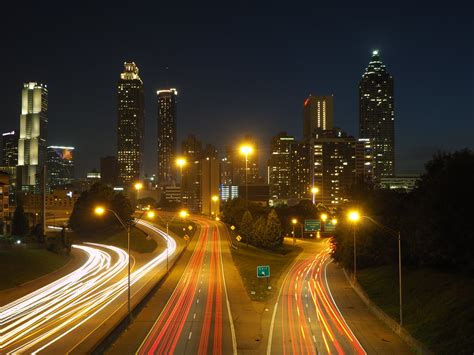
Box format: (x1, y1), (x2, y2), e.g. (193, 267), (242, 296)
(239, 144), (254, 210)
(94, 206), (105, 216)
(347, 210), (361, 281)
(348, 210), (360, 222)
(134, 182), (143, 209)
(320, 213), (328, 222)
(291, 218), (298, 245)
(311, 186), (319, 205)
(331, 218), (338, 225)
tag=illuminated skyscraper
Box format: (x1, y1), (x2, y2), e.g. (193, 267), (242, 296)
(17, 82), (48, 192)
(1, 131), (17, 167)
(47, 146), (75, 188)
(157, 88), (178, 185)
(359, 50), (395, 179)
(117, 62), (145, 185)
(303, 95), (334, 141)
(268, 132), (294, 201)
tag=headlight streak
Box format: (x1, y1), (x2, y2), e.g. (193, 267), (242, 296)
(0, 220), (177, 354)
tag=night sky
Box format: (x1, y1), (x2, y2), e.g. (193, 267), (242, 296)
(1, 3), (473, 177)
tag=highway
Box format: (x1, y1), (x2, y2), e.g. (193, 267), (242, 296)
(137, 217), (237, 354)
(267, 239), (366, 355)
(0, 220), (176, 354)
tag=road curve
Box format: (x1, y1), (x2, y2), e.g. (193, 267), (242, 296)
(268, 239), (366, 355)
(0, 220), (176, 354)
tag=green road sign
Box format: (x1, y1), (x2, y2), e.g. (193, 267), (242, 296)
(257, 265), (270, 278)
(325, 220), (336, 232)
(305, 219), (321, 232)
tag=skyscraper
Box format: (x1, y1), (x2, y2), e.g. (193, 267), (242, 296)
(47, 146), (75, 188)
(117, 62), (145, 186)
(17, 82), (48, 192)
(157, 88), (178, 186)
(268, 132), (294, 201)
(181, 134), (203, 212)
(1, 131), (18, 167)
(303, 95), (334, 141)
(359, 50), (395, 179)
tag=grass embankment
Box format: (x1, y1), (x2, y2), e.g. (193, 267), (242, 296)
(358, 266), (474, 354)
(0, 249), (70, 290)
(70, 226), (157, 253)
(230, 240), (302, 302)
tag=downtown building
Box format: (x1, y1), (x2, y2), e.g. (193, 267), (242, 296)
(181, 134), (203, 212)
(0, 131), (18, 198)
(117, 62), (145, 186)
(303, 94), (334, 141)
(359, 50), (395, 179)
(47, 146), (75, 189)
(17, 82), (48, 193)
(268, 132), (294, 203)
(157, 88), (178, 186)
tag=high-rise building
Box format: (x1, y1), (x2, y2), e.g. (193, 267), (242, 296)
(100, 156), (119, 186)
(0, 171), (11, 234)
(17, 82), (48, 192)
(201, 157), (220, 216)
(47, 146), (75, 188)
(268, 132), (294, 201)
(181, 134), (203, 212)
(117, 62), (145, 186)
(1, 131), (18, 167)
(290, 141), (311, 199)
(359, 50), (395, 179)
(354, 138), (374, 183)
(157, 88), (178, 186)
(303, 95), (334, 141)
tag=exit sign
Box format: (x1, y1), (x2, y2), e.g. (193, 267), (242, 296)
(257, 265), (270, 278)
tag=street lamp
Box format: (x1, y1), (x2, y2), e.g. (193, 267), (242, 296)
(239, 144), (253, 209)
(176, 158), (187, 206)
(347, 210), (360, 281)
(94, 206), (155, 321)
(153, 209), (189, 272)
(134, 182), (143, 209)
(291, 218), (298, 245)
(359, 215), (403, 327)
(311, 186), (319, 205)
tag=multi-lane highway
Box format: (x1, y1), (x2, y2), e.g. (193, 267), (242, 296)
(268, 239), (366, 354)
(137, 217), (237, 354)
(0, 220), (176, 354)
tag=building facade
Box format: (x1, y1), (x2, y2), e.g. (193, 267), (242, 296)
(1, 131), (18, 167)
(181, 134), (203, 212)
(157, 88), (178, 186)
(117, 62), (145, 186)
(17, 82), (48, 192)
(303, 95), (334, 141)
(47, 146), (75, 189)
(359, 50), (395, 179)
(0, 172), (10, 235)
(100, 156), (119, 186)
(268, 132), (294, 202)
(290, 141), (311, 200)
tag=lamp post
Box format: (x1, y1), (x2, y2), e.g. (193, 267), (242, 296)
(360, 215), (403, 327)
(291, 218), (298, 245)
(239, 145), (253, 210)
(211, 195), (219, 218)
(176, 158), (187, 207)
(347, 210), (361, 281)
(154, 209), (189, 272)
(94, 206), (154, 321)
(311, 186), (319, 205)
(134, 182), (143, 209)
(320, 213), (327, 232)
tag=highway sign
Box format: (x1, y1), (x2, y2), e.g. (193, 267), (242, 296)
(305, 219), (321, 232)
(257, 265), (270, 278)
(183, 235), (190, 241)
(236, 235), (242, 242)
(325, 220), (336, 232)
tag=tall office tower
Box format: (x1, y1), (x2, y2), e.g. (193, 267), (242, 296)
(47, 146), (75, 189)
(1, 131), (18, 167)
(303, 95), (334, 141)
(359, 50), (395, 179)
(354, 138), (374, 183)
(157, 88), (178, 186)
(232, 135), (260, 185)
(17, 82), (48, 192)
(117, 62), (145, 186)
(268, 132), (294, 202)
(181, 134), (203, 212)
(220, 147), (234, 186)
(100, 156), (119, 186)
(290, 141), (311, 199)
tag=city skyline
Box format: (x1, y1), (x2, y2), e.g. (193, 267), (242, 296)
(1, 4), (472, 177)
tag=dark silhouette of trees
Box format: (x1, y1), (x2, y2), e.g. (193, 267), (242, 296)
(12, 205), (29, 237)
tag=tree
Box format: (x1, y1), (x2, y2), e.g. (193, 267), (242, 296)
(69, 182), (133, 233)
(12, 205), (29, 237)
(264, 209), (283, 248)
(252, 216), (266, 247)
(240, 210), (253, 246)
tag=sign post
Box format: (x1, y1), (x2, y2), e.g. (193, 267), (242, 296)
(304, 219), (321, 234)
